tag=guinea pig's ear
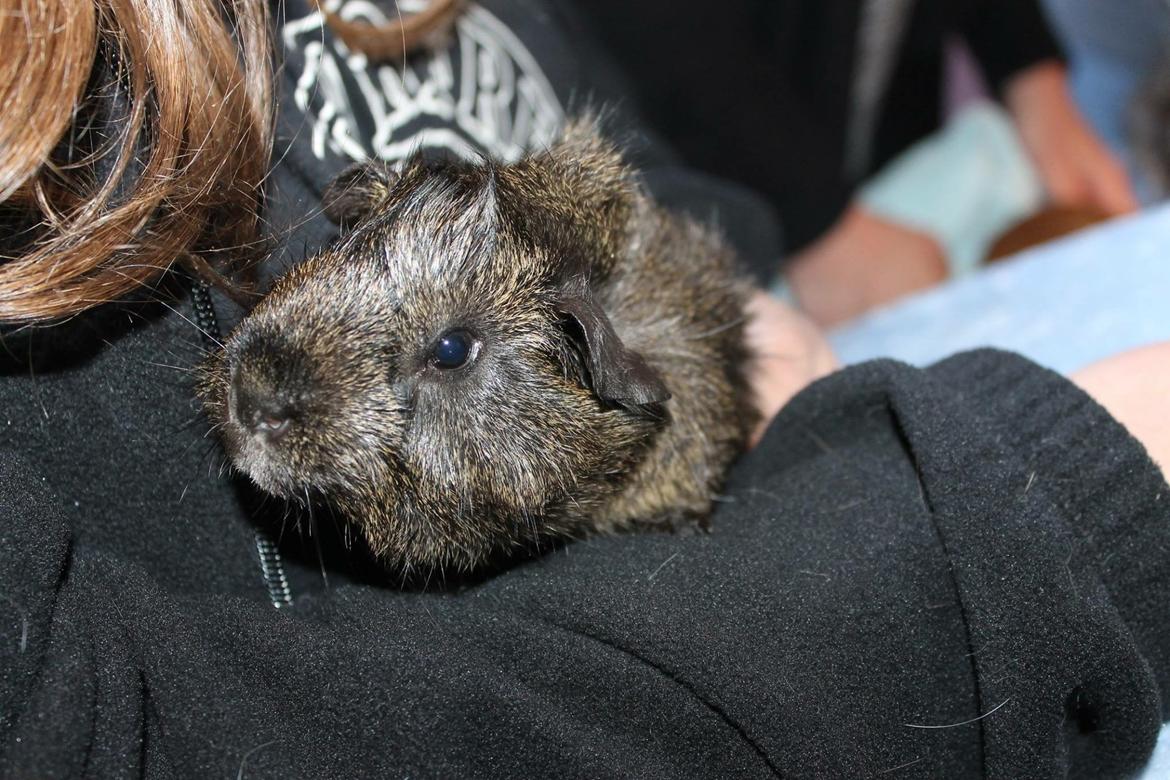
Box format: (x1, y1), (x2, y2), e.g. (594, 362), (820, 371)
(556, 288), (670, 408)
(321, 161), (399, 230)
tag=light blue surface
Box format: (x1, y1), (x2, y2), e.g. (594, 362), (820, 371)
(1042, 0), (1168, 70)
(831, 204), (1170, 373)
(1145, 724), (1170, 779)
(828, 203), (1170, 777)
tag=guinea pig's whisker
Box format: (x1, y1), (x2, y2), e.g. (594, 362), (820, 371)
(305, 487), (330, 590)
(172, 423), (217, 463)
(422, 561), (439, 592)
(397, 562), (415, 591)
(164, 410), (209, 438)
(199, 438), (224, 470)
(303, 488), (314, 537)
(144, 360), (201, 375)
(202, 420), (228, 439)
(153, 300), (227, 349)
(291, 504), (305, 538)
(684, 316), (749, 340)
(318, 499), (352, 552)
(275, 501), (296, 546)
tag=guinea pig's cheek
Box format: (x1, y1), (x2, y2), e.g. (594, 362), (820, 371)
(297, 395), (408, 497)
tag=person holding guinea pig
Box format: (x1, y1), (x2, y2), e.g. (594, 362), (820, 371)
(1, 2), (1169, 778)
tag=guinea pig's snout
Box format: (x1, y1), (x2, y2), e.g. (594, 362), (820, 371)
(231, 375), (294, 444)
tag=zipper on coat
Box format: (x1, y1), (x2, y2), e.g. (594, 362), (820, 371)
(190, 280), (295, 609)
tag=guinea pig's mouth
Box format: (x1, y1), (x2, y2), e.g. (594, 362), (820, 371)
(217, 398), (306, 499)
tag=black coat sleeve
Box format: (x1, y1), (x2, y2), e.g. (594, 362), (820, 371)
(0, 449), (106, 777)
(743, 349), (1169, 778)
(961, 0), (1066, 95)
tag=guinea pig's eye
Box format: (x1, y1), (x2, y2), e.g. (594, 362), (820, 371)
(430, 329), (477, 369)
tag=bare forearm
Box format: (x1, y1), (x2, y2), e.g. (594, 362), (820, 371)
(1007, 61), (1138, 215)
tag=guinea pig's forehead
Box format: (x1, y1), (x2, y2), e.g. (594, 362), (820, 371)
(380, 226), (487, 286)
(305, 216), (546, 320)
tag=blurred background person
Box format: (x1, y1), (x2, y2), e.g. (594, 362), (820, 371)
(576, 0), (1140, 325)
(1041, 0), (1170, 200)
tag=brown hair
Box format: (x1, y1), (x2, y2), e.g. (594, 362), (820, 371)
(0, 0), (459, 324)
(0, 0), (274, 323)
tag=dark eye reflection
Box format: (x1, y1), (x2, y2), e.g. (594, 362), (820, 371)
(431, 329), (476, 369)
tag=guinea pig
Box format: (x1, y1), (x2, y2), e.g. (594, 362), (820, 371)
(199, 120), (757, 572)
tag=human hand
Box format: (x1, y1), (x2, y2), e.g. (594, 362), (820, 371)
(1007, 61), (1138, 215)
(744, 290), (839, 446)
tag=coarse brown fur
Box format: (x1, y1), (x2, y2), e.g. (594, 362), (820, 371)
(199, 120), (757, 572)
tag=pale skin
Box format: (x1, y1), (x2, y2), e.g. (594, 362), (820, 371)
(746, 291), (1169, 483)
(1070, 342), (1170, 480)
(744, 290), (838, 445)
(786, 61), (1138, 328)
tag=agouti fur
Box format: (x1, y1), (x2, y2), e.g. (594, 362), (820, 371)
(200, 120), (757, 571)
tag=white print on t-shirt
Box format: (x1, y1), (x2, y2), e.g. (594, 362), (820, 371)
(282, 0), (564, 164)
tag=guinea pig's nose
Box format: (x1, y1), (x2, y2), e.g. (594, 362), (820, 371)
(233, 380), (293, 443)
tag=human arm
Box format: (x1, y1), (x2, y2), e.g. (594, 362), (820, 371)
(784, 204), (947, 327)
(961, 0), (1137, 214)
(1006, 61), (1139, 215)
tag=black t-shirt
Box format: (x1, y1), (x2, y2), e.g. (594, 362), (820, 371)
(0, 3), (1165, 777)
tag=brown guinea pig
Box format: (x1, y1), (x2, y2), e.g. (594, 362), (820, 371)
(199, 120), (757, 572)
